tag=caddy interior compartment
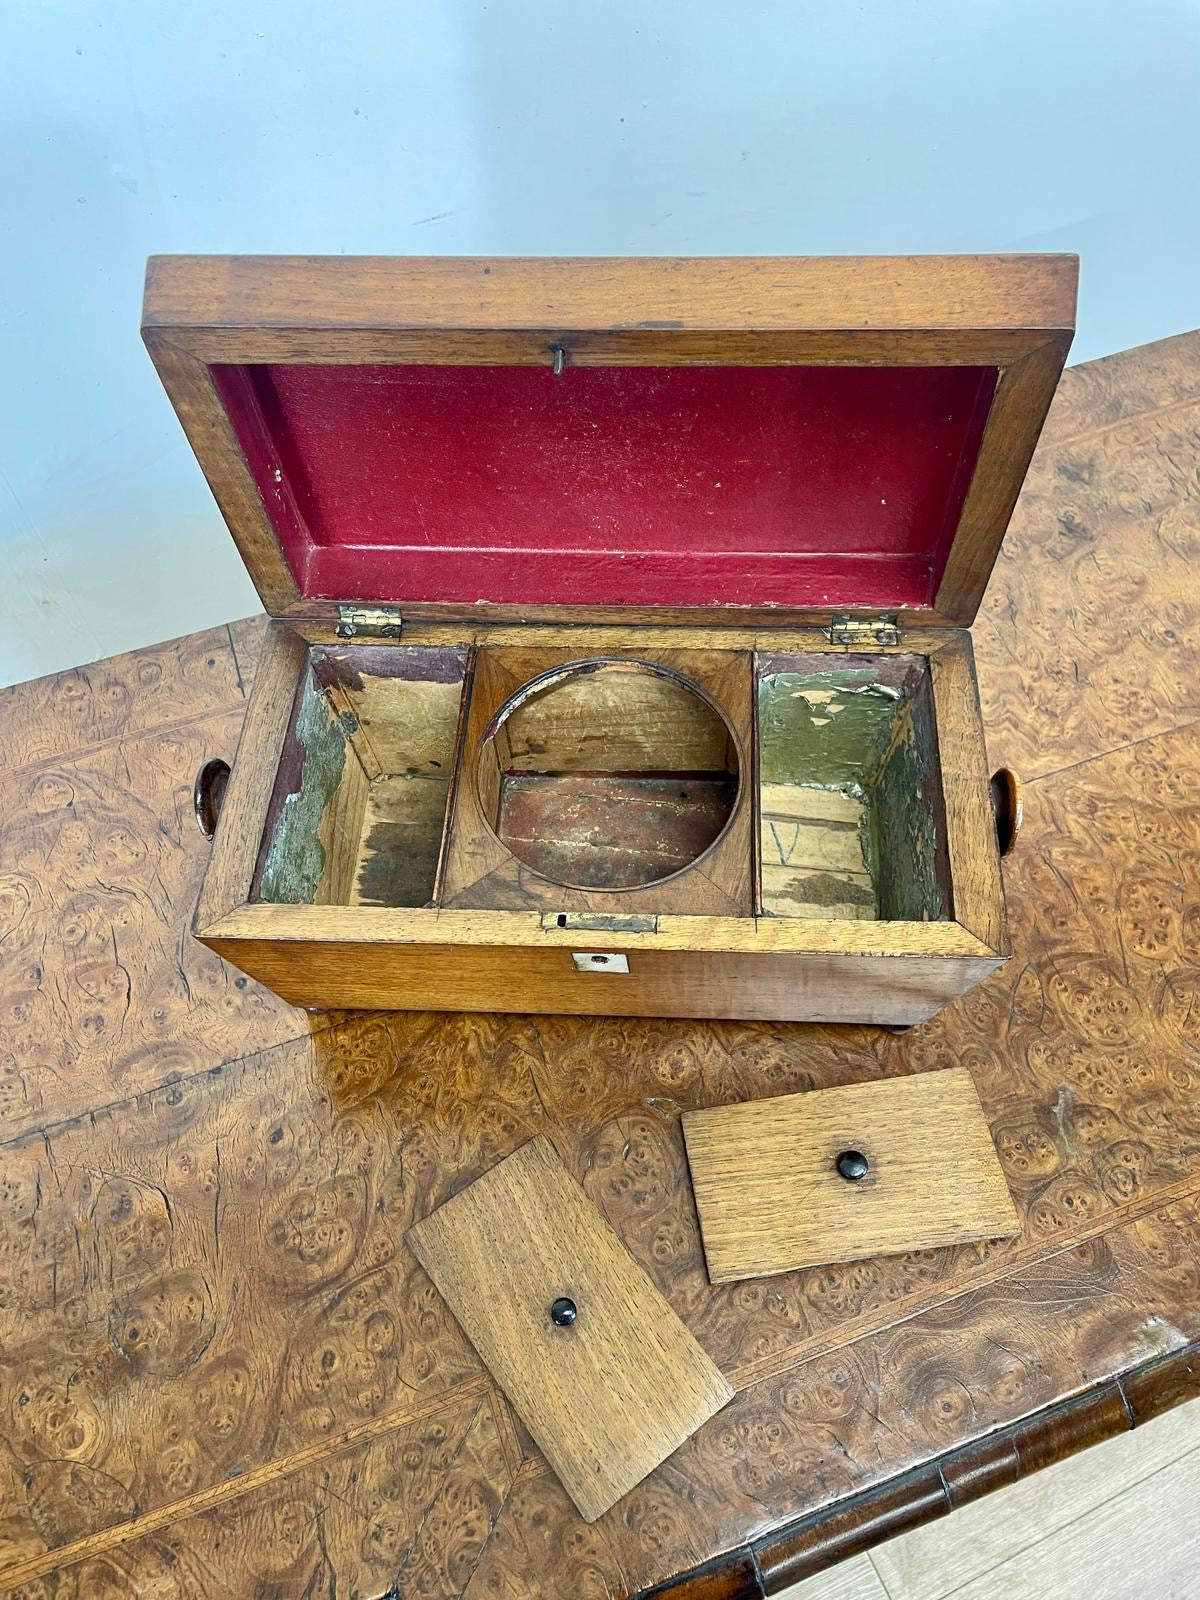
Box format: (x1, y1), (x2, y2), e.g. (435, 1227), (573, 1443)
(476, 658), (740, 891)
(757, 652), (951, 921)
(253, 642), (470, 908)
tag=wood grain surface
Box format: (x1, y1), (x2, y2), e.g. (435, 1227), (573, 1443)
(407, 1136), (733, 1521)
(2, 326), (1200, 1599)
(143, 254), (1078, 340)
(439, 645), (755, 916)
(928, 635), (1007, 952)
(143, 254), (1074, 628)
(194, 934), (1003, 1023)
(193, 629), (1000, 1021)
(193, 622), (306, 930)
(683, 1068), (1019, 1282)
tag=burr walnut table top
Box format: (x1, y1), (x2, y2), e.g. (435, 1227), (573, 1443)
(3, 329), (1200, 1600)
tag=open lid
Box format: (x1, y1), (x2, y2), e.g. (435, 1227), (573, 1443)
(142, 255), (1076, 626)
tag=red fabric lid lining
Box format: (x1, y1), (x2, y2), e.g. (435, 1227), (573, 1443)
(212, 361), (996, 611)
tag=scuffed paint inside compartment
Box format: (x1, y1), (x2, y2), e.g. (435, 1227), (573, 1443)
(253, 643), (471, 908)
(756, 653), (951, 921)
(256, 670), (357, 903)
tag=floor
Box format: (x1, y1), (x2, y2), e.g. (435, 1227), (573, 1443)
(782, 1398), (1200, 1600)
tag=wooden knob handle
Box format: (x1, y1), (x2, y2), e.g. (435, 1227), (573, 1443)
(194, 758), (231, 840)
(990, 768), (1023, 858)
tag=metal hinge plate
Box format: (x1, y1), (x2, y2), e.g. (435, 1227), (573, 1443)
(336, 605), (404, 640)
(540, 911), (658, 934)
(827, 614), (900, 647)
(572, 952), (630, 973)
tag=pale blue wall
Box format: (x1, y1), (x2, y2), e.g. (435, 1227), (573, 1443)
(3, 0), (1199, 683)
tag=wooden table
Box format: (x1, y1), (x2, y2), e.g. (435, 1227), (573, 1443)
(2, 330), (1199, 1600)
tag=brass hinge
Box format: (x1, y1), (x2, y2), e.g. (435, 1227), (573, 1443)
(827, 614), (900, 647)
(336, 605), (404, 640)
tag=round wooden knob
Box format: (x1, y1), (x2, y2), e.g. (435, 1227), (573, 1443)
(194, 758), (231, 841)
(549, 1296), (578, 1327)
(836, 1150), (869, 1182)
(990, 768), (1023, 858)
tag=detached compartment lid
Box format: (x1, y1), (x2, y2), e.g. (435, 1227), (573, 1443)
(406, 1135), (733, 1523)
(142, 254), (1076, 624)
(682, 1066), (1020, 1283)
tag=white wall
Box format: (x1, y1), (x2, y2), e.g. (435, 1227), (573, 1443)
(3, 0), (1198, 685)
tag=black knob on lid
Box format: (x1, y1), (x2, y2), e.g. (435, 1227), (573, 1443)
(836, 1149), (869, 1182)
(549, 1296), (577, 1327)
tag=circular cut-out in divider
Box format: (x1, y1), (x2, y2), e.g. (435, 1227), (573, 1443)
(476, 658), (741, 892)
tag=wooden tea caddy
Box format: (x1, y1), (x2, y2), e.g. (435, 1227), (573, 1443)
(144, 254), (1076, 1024)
